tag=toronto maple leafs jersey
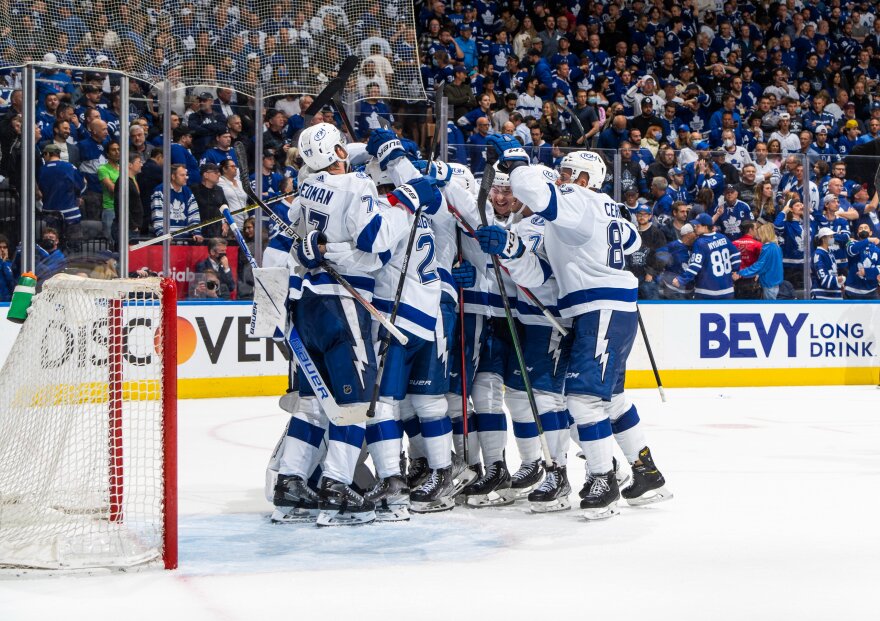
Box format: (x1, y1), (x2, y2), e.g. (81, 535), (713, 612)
(811, 247), (841, 299)
(508, 165), (642, 317)
(289, 170), (409, 300)
(676, 232), (742, 298)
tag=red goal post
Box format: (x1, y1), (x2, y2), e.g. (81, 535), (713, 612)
(0, 275), (177, 570)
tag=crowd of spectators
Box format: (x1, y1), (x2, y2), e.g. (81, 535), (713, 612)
(1, 0), (880, 300)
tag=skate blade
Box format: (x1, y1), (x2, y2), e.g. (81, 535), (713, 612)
(529, 497), (571, 513)
(616, 472), (632, 488)
(581, 503), (620, 521)
(450, 468), (480, 497)
(410, 498), (456, 513)
(270, 507), (318, 524)
(316, 509), (376, 527)
(625, 486), (673, 507)
(464, 491), (516, 508)
(506, 480), (542, 500)
(375, 506), (411, 522)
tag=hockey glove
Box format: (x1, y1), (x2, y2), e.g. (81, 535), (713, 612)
(388, 176), (441, 215)
(295, 230), (327, 269)
(412, 160), (453, 187)
(452, 260), (477, 288)
(366, 129), (406, 170)
(474, 225), (525, 259)
(485, 134), (529, 173)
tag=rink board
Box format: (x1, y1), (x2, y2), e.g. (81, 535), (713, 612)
(1, 300), (878, 397)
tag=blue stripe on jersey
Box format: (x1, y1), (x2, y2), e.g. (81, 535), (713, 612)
(623, 234), (637, 250)
(541, 184), (558, 221)
(559, 286), (638, 310)
(287, 417), (325, 448)
(365, 419), (403, 444)
(379, 250), (391, 265)
(438, 267), (456, 290)
(487, 291), (518, 308)
(577, 418), (612, 441)
(611, 405), (640, 434)
(328, 423), (366, 448)
(463, 289), (489, 305)
(372, 298), (436, 331)
(420, 417), (452, 438)
(512, 420), (539, 438)
(515, 299), (561, 316)
(270, 234), (294, 254)
(356, 214), (384, 252)
(302, 271), (375, 293)
(538, 258), (552, 283)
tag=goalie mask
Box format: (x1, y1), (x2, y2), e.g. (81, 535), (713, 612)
(299, 123), (348, 171)
(560, 151), (606, 189)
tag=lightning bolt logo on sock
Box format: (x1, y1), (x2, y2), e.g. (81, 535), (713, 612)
(594, 310), (612, 383)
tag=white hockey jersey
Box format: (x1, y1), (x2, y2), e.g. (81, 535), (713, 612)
(289, 169), (409, 300)
(371, 195), (442, 342)
(499, 213), (572, 328)
(508, 165), (641, 317)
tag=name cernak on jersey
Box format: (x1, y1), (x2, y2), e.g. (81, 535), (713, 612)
(603, 202), (620, 218)
(299, 182), (335, 205)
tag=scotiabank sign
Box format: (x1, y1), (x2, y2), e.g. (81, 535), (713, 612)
(128, 245), (240, 299)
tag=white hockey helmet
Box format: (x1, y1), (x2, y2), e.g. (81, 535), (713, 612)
(298, 123), (347, 170)
(560, 150), (606, 189)
(448, 162), (478, 198)
(492, 161), (510, 187)
(533, 164), (559, 184)
(365, 158), (393, 188)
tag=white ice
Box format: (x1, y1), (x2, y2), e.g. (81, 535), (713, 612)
(1, 385), (878, 621)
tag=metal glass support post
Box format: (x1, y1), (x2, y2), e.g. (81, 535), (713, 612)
(613, 151), (622, 203)
(162, 80), (172, 277)
(254, 87), (264, 266)
(801, 153), (812, 299)
(20, 64), (36, 274)
(438, 95), (449, 162)
(118, 76), (130, 276)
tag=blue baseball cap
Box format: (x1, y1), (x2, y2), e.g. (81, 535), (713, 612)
(677, 124), (690, 132)
(689, 213), (714, 228)
(633, 204), (652, 215)
(669, 167), (684, 176)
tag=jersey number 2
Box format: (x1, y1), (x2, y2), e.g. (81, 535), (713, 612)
(416, 233), (439, 284)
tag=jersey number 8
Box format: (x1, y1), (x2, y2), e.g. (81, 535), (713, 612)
(606, 222), (625, 270)
(710, 248), (732, 277)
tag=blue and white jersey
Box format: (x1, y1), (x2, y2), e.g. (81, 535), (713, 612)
(508, 166), (641, 317)
(483, 210), (519, 319)
(818, 214), (851, 266)
(676, 232), (741, 298)
(845, 240), (880, 297)
(499, 213), (571, 328)
(371, 195), (441, 342)
(715, 199), (753, 240)
(811, 247), (841, 299)
(290, 170), (409, 301)
(150, 184), (201, 237)
(200, 147), (239, 168)
(774, 212), (817, 265)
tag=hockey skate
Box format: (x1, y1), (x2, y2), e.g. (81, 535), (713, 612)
(579, 471), (620, 521)
(450, 452), (481, 497)
(461, 460), (514, 507)
(622, 447), (673, 506)
(411, 466), (456, 513)
(405, 456), (430, 489)
(528, 465), (571, 513)
(577, 456), (629, 495)
(316, 477), (376, 527)
(500, 459), (544, 502)
(271, 475), (321, 524)
(364, 475), (411, 522)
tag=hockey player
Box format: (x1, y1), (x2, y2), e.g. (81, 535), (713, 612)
(485, 137), (673, 519)
(360, 159), (458, 516)
(269, 123), (432, 526)
(474, 165), (576, 512)
(673, 213), (742, 300)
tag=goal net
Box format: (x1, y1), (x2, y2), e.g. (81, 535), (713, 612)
(1, 0), (425, 101)
(0, 275), (177, 570)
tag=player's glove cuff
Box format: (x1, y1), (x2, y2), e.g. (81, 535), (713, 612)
(474, 225), (525, 259)
(295, 230), (327, 269)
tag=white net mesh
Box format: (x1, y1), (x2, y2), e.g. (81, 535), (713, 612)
(1, 0), (425, 101)
(0, 275), (170, 569)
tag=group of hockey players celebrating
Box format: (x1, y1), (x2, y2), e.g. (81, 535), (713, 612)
(259, 121), (672, 526)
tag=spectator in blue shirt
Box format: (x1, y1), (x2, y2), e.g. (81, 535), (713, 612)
(0, 235), (14, 302)
(736, 223), (784, 299)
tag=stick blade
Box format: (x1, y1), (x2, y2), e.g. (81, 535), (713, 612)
(304, 55), (360, 121)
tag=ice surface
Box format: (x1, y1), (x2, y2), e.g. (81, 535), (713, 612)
(1, 386), (878, 620)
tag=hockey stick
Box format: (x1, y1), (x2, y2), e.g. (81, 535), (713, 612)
(331, 95), (359, 141)
(303, 56), (360, 126)
(445, 203), (569, 336)
(637, 308), (667, 403)
(129, 192), (297, 251)
(220, 204), (348, 420)
(456, 227), (470, 464)
(476, 164), (552, 467)
(557, 101), (586, 145)
(233, 141), (409, 346)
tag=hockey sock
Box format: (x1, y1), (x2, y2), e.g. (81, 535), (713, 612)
(507, 388), (542, 463)
(420, 417), (453, 469)
(365, 401), (403, 479)
(611, 405), (647, 464)
(400, 398), (426, 460)
(475, 413), (507, 463)
(322, 422), (367, 485)
(576, 419), (614, 475)
(451, 413), (480, 466)
(539, 410), (570, 466)
(279, 413), (327, 479)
